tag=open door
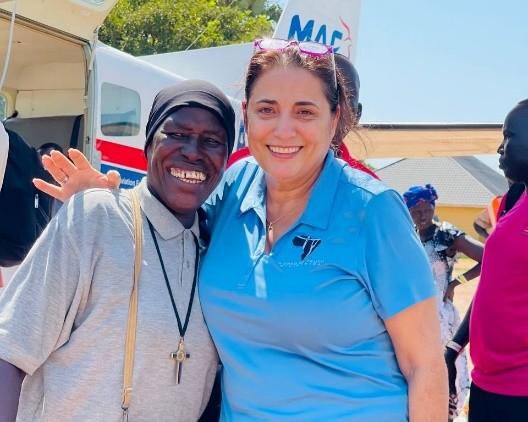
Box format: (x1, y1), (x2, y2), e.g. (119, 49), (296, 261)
(0, 0), (99, 152)
(0, 0), (118, 40)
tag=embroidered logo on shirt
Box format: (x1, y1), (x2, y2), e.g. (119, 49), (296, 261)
(292, 235), (322, 260)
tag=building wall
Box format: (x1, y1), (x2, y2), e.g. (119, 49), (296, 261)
(434, 205), (485, 241)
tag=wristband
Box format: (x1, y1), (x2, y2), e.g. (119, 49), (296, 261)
(446, 340), (463, 354)
(456, 274), (468, 284)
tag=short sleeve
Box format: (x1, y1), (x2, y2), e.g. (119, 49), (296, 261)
(0, 205), (83, 374)
(358, 190), (436, 320)
(434, 221), (464, 249)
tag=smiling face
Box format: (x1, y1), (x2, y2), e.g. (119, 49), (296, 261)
(498, 101), (528, 185)
(409, 201), (435, 231)
(146, 106), (228, 226)
(244, 66), (339, 189)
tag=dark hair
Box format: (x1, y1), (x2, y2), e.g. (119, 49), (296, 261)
(244, 47), (356, 152)
(334, 53), (361, 116)
(38, 142), (64, 155)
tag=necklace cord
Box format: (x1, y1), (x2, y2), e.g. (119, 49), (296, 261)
(266, 201), (302, 232)
(267, 209), (291, 226)
(147, 219), (199, 337)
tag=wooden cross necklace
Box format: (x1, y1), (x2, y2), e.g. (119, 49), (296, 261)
(147, 219), (199, 384)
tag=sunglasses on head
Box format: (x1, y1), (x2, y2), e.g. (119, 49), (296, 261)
(254, 38), (333, 56)
(253, 38), (337, 88)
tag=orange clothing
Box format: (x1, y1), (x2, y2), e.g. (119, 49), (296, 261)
(488, 195), (503, 228)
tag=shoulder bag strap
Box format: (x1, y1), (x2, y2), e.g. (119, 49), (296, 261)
(122, 189), (142, 420)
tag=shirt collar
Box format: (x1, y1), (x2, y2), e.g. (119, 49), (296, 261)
(300, 150), (345, 230)
(239, 164), (267, 222)
(238, 151), (345, 230)
(134, 178), (200, 240)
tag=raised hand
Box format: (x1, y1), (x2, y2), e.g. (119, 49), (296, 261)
(33, 148), (121, 202)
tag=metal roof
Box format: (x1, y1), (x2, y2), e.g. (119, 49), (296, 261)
(376, 156), (508, 207)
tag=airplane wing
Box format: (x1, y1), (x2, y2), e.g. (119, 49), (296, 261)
(139, 1), (502, 160)
(139, 43), (253, 101)
(139, 0), (361, 98)
(0, 0), (118, 41)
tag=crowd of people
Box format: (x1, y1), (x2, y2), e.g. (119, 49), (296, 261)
(0, 37), (526, 422)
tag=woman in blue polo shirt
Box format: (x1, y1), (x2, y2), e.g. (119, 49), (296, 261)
(36, 40), (447, 421)
(198, 39), (446, 421)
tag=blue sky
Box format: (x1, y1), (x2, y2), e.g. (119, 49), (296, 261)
(273, 0), (528, 171)
(355, 0), (527, 124)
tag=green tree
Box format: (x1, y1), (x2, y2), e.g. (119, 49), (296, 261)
(217, 0), (282, 21)
(99, 0), (278, 56)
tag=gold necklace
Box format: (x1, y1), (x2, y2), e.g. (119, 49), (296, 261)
(266, 212), (290, 235)
(266, 202), (302, 236)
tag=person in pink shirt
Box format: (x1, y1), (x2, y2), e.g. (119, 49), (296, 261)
(447, 99), (528, 421)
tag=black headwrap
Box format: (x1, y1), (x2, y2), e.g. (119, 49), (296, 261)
(144, 79), (236, 158)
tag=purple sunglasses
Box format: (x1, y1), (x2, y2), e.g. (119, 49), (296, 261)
(254, 38), (337, 88)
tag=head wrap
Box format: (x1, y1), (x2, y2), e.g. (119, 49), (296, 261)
(403, 184), (438, 209)
(144, 79), (236, 158)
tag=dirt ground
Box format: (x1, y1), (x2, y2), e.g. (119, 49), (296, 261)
(452, 256), (479, 371)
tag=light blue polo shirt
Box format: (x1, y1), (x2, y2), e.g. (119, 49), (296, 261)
(199, 151), (435, 421)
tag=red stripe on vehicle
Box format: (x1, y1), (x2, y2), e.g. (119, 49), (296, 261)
(96, 139), (148, 171)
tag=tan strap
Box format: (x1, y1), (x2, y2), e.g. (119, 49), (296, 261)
(122, 190), (143, 416)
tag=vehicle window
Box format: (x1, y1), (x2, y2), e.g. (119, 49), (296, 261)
(100, 83), (141, 137)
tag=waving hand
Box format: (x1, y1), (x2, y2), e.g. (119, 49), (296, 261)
(33, 148), (121, 202)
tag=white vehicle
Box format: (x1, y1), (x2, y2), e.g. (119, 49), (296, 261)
(0, 0), (361, 187)
(142, 0), (361, 102)
(0, 0), (498, 187)
(0, 0), (194, 186)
